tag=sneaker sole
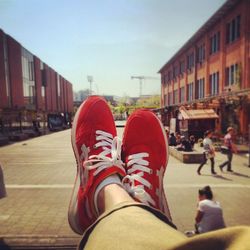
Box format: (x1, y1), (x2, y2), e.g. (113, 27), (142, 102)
(154, 114), (172, 221)
(68, 98), (89, 235)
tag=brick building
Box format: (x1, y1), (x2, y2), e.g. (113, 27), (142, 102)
(0, 29), (73, 137)
(159, 0), (250, 140)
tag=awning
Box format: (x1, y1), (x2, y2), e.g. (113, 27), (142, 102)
(179, 108), (219, 120)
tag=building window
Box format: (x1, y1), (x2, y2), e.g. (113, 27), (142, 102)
(187, 53), (194, 71)
(180, 61), (185, 75)
(197, 78), (205, 99)
(187, 82), (193, 101)
(173, 65), (179, 81)
(197, 44), (205, 63)
(168, 92), (173, 105)
(162, 73), (168, 85)
(164, 74), (168, 85)
(162, 74), (167, 85)
(180, 87), (185, 103)
(28, 61), (34, 81)
(22, 48), (35, 106)
(40, 61), (43, 70)
(3, 35), (10, 104)
(209, 72), (219, 95)
(162, 74), (165, 85)
(164, 94), (168, 106)
(57, 74), (60, 96)
(41, 69), (47, 87)
(226, 15), (240, 44)
(210, 32), (220, 54)
(168, 70), (173, 82)
(39, 62), (45, 97)
(41, 86), (45, 97)
(225, 63), (240, 86)
(161, 75), (164, 84)
(174, 89), (179, 104)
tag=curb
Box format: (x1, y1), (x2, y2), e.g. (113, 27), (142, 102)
(0, 235), (81, 250)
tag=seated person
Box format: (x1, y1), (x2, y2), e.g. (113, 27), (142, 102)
(177, 136), (192, 152)
(189, 135), (196, 149)
(195, 186), (225, 233)
(175, 132), (181, 145)
(169, 133), (177, 146)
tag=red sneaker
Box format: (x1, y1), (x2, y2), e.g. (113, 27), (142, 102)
(122, 109), (171, 221)
(68, 96), (126, 234)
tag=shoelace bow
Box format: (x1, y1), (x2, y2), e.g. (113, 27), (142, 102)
(122, 153), (156, 206)
(84, 130), (124, 176)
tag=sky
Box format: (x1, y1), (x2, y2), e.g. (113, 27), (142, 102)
(0, 0), (226, 97)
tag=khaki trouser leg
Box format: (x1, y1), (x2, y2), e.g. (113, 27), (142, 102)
(79, 202), (185, 250)
(78, 202), (250, 250)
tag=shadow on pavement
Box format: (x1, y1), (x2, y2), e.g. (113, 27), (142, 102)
(212, 174), (233, 181)
(230, 171), (250, 178)
(198, 174), (232, 181)
(243, 163), (250, 168)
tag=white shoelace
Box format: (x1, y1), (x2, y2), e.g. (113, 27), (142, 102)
(83, 130), (124, 175)
(122, 152), (156, 206)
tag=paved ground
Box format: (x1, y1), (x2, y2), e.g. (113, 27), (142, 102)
(0, 128), (250, 245)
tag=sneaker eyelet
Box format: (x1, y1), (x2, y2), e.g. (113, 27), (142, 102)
(93, 145), (97, 149)
(150, 169), (153, 174)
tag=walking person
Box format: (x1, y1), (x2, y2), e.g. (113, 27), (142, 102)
(197, 130), (216, 175)
(219, 127), (237, 172)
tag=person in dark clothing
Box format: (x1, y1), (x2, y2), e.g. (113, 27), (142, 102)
(179, 136), (192, 152)
(169, 133), (177, 146)
(189, 135), (196, 149)
(175, 132), (181, 145)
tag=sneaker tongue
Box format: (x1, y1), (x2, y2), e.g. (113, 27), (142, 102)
(90, 147), (111, 159)
(126, 144), (151, 158)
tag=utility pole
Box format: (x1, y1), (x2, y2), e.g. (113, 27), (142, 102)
(131, 76), (143, 97)
(87, 75), (93, 96)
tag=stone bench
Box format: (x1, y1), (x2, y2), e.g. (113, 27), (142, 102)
(9, 132), (29, 141)
(169, 146), (204, 164)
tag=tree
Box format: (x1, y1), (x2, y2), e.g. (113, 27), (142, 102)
(136, 95), (160, 108)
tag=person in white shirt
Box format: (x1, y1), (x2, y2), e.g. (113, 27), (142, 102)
(197, 130), (216, 175)
(195, 186), (225, 233)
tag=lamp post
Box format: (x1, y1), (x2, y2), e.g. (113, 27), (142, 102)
(87, 75), (93, 96)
